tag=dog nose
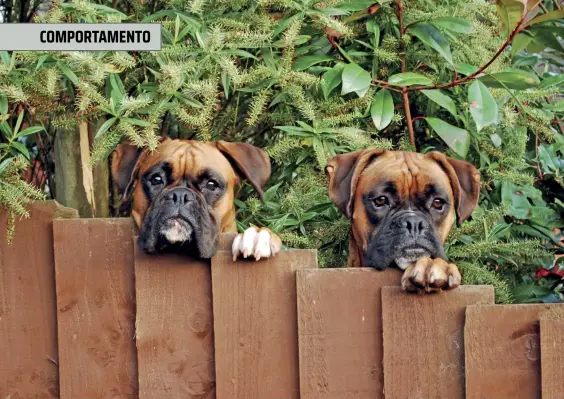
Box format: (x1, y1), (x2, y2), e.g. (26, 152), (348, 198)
(401, 214), (427, 237)
(165, 187), (194, 206)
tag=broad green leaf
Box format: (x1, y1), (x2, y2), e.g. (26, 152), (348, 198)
(468, 80), (499, 132)
(511, 33), (533, 57)
(0, 51), (10, 65)
(409, 22), (453, 64)
(370, 89), (394, 130)
(341, 63), (371, 97)
(91, 3), (127, 17)
(0, 92), (7, 115)
(479, 70), (540, 90)
(336, 0), (375, 11)
(321, 65), (343, 99)
(0, 157), (14, 174)
(529, 28), (564, 52)
(272, 13), (303, 37)
(109, 73), (126, 108)
(57, 62), (78, 85)
(121, 117), (151, 127)
(453, 63), (479, 76)
(14, 110), (24, 135)
(223, 50), (258, 60)
(16, 126), (44, 138)
(431, 17), (473, 33)
(292, 55), (333, 71)
(496, 0), (526, 36)
(543, 100), (564, 111)
(421, 89), (458, 118)
(0, 121), (11, 139)
(540, 74), (564, 89)
(95, 117), (117, 138)
(36, 54), (49, 70)
(388, 72), (433, 86)
(221, 72), (230, 99)
(425, 117), (470, 158)
(526, 9), (564, 27)
(491, 133), (502, 147)
(275, 125), (312, 136)
(11, 141), (30, 159)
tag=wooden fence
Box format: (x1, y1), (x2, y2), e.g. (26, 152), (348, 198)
(0, 201), (563, 399)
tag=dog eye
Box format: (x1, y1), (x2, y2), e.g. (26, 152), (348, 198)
(206, 180), (219, 190)
(150, 175), (163, 186)
(432, 198), (445, 210)
(373, 196), (389, 207)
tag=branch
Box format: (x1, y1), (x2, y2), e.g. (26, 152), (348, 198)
(394, 1), (416, 147)
(403, 15), (527, 92)
(372, 79), (402, 92)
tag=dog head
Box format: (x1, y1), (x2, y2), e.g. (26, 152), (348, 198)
(325, 149), (480, 269)
(111, 139), (271, 258)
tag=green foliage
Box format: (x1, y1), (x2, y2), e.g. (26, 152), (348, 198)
(1, 0), (563, 302)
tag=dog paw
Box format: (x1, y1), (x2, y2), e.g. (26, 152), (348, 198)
(231, 226), (282, 261)
(401, 257), (461, 293)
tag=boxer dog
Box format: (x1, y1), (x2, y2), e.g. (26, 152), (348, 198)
(325, 149), (480, 293)
(111, 139), (282, 261)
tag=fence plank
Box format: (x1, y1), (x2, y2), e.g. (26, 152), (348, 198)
(465, 304), (564, 399)
(540, 309), (564, 399)
(0, 201), (77, 398)
(135, 244), (216, 399)
(382, 285), (494, 399)
(297, 268), (399, 399)
(212, 248), (317, 399)
(53, 218), (137, 398)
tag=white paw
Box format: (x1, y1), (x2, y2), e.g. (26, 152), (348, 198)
(232, 226), (282, 261)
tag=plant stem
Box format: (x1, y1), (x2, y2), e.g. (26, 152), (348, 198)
(404, 15), (526, 93)
(395, 1), (416, 148)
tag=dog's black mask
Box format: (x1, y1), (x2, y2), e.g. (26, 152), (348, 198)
(136, 160), (222, 258)
(138, 185), (220, 258)
(364, 210), (447, 270)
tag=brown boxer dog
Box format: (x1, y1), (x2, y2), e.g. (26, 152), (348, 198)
(325, 149), (480, 293)
(111, 138), (282, 261)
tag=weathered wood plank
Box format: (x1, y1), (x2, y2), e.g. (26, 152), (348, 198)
(212, 248), (317, 399)
(53, 218), (137, 398)
(135, 244), (215, 399)
(540, 307), (564, 399)
(383, 286), (494, 399)
(465, 304), (564, 399)
(0, 201), (77, 398)
(297, 268), (400, 399)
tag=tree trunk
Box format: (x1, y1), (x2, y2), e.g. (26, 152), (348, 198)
(89, 119), (110, 217)
(53, 120), (110, 218)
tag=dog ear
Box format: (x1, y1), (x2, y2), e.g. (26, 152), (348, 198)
(111, 141), (144, 197)
(429, 152), (481, 226)
(214, 140), (271, 200)
(325, 148), (385, 218)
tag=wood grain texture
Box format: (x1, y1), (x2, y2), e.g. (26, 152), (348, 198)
(53, 218), (137, 398)
(0, 201), (77, 398)
(297, 268), (400, 399)
(382, 286), (494, 399)
(465, 304), (564, 399)
(212, 248), (317, 399)
(541, 307), (564, 399)
(135, 244), (215, 399)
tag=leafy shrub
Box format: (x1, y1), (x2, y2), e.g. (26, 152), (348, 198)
(0, 0), (563, 302)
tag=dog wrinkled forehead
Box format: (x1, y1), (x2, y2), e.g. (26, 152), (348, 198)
(137, 140), (237, 182)
(356, 151), (454, 200)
